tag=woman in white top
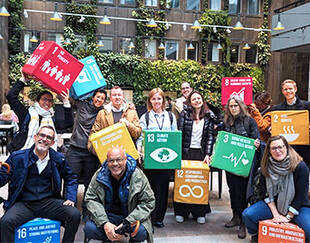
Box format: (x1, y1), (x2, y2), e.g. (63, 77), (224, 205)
(137, 88), (177, 228)
(174, 90), (215, 224)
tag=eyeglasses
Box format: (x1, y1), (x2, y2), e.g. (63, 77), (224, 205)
(37, 133), (54, 142)
(41, 97), (53, 103)
(107, 158), (125, 164)
(270, 145), (285, 152)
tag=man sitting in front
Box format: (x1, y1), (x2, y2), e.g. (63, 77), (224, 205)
(0, 125), (80, 243)
(84, 146), (155, 242)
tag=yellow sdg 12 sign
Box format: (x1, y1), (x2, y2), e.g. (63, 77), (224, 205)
(174, 160), (209, 205)
(271, 110), (309, 145)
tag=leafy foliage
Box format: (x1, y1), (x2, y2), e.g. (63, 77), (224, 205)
(8, 0), (24, 55)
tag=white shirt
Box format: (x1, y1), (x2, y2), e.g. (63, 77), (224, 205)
(190, 119), (204, 149)
(34, 150), (50, 174)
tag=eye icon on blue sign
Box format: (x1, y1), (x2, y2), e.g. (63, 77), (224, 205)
(150, 148), (178, 163)
(77, 69), (91, 83)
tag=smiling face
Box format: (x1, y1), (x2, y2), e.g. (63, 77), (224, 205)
(190, 93), (203, 110)
(150, 92), (164, 113)
(34, 127), (55, 154)
(282, 83), (297, 103)
(92, 92), (106, 108)
(269, 139), (288, 161)
(110, 88), (124, 109)
(228, 99), (240, 117)
(107, 147), (127, 180)
(181, 82), (192, 98)
(38, 93), (54, 111)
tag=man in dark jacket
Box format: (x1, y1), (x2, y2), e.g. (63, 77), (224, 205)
(0, 125), (80, 243)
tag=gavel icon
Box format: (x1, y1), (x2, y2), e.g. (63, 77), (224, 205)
(0, 162), (10, 174)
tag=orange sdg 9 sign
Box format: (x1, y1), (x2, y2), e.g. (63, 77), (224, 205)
(271, 110), (309, 145)
(174, 160), (209, 205)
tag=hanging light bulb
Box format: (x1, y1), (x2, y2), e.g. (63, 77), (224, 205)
(213, 26), (217, 33)
(242, 43), (251, 50)
(23, 10), (28, 18)
(187, 42), (195, 50)
(216, 39), (222, 50)
(97, 40), (104, 47)
(0, 0), (10, 17)
(50, 3), (62, 21)
(226, 28), (231, 34)
(158, 41), (165, 50)
(273, 14), (285, 30)
(147, 13), (157, 28)
(64, 38), (71, 45)
(0, 33), (3, 40)
(128, 40), (135, 49)
(191, 15), (201, 30)
(233, 14), (244, 30)
(30, 32), (38, 43)
(183, 24), (187, 31)
(79, 16), (85, 23)
(100, 8), (111, 25)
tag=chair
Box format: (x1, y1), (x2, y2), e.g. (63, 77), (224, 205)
(0, 120), (13, 154)
(209, 167), (222, 199)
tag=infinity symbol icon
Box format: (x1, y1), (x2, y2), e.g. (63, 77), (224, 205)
(179, 185), (203, 198)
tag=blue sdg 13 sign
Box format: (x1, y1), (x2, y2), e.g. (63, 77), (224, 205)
(70, 55), (107, 99)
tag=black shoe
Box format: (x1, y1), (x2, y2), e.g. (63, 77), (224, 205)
(154, 221), (165, 228)
(250, 234), (258, 243)
(238, 224), (247, 239)
(225, 214), (241, 228)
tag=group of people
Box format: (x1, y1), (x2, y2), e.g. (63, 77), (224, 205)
(0, 70), (309, 243)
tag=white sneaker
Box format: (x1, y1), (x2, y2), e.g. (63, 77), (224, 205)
(175, 215), (184, 223)
(197, 217), (205, 224)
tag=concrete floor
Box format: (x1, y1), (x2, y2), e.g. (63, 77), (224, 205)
(0, 152), (251, 243)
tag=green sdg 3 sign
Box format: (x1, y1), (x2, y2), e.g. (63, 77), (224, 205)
(143, 130), (182, 169)
(211, 131), (256, 177)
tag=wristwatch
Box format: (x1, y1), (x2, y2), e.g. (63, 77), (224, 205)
(286, 214), (293, 221)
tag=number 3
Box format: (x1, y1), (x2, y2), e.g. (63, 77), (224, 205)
(223, 134), (229, 143)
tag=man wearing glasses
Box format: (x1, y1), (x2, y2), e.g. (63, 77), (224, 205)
(84, 146), (155, 242)
(0, 125), (80, 243)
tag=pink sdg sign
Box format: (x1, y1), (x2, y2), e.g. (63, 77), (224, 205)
(221, 77), (253, 106)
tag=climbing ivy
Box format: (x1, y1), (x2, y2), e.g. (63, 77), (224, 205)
(8, 0), (24, 55)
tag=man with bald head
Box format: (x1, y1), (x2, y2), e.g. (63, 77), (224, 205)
(84, 146), (155, 242)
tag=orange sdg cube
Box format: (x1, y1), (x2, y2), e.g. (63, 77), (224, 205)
(174, 160), (209, 205)
(259, 219), (305, 243)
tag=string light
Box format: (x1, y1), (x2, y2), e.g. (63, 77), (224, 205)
(0, 0), (10, 17)
(273, 14), (284, 30)
(50, 3), (62, 22)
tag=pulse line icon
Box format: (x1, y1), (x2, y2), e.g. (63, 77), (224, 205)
(222, 151), (249, 167)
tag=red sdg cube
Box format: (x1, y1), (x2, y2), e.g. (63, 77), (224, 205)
(22, 41), (84, 94)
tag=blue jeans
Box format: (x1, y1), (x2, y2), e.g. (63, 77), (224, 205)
(84, 212), (148, 242)
(242, 200), (310, 242)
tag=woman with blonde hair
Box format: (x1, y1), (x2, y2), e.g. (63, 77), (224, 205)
(0, 104), (18, 123)
(136, 88), (177, 228)
(243, 135), (310, 243)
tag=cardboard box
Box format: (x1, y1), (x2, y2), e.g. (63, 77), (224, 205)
(15, 218), (60, 243)
(143, 130), (181, 169)
(174, 160), (210, 204)
(259, 219), (305, 243)
(271, 110), (309, 145)
(22, 41), (84, 94)
(211, 131), (256, 177)
(70, 55), (107, 99)
(221, 77), (253, 106)
(90, 123), (139, 163)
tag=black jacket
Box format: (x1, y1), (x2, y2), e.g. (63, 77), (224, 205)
(178, 108), (215, 158)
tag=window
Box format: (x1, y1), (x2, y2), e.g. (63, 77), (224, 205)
(165, 41), (178, 60)
(207, 43), (219, 62)
(186, 0), (199, 10)
(167, 0), (180, 8)
(145, 0), (157, 6)
(230, 45), (239, 63)
(47, 33), (63, 46)
(247, 0), (259, 15)
(98, 0), (113, 3)
(120, 38), (134, 54)
(185, 42), (198, 61)
(245, 45), (257, 64)
(229, 0), (241, 14)
(23, 32), (40, 53)
(120, 0), (135, 5)
(98, 37), (113, 53)
(210, 0), (221, 10)
(144, 39), (156, 59)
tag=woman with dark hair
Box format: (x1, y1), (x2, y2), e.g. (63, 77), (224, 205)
(243, 135), (310, 243)
(174, 90), (215, 224)
(6, 72), (73, 152)
(223, 96), (260, 239)
(136, 88), (177, 228)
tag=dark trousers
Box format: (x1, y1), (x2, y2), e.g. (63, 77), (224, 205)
(144, 169), (170, 223)
(0, 198), (81, 243)
(174, 148), (211, 218)
(226, 171), (248, 218)
(293, 145), (310, 167)
(66, 146), (100, 213)
(84, 212), (148, 242)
